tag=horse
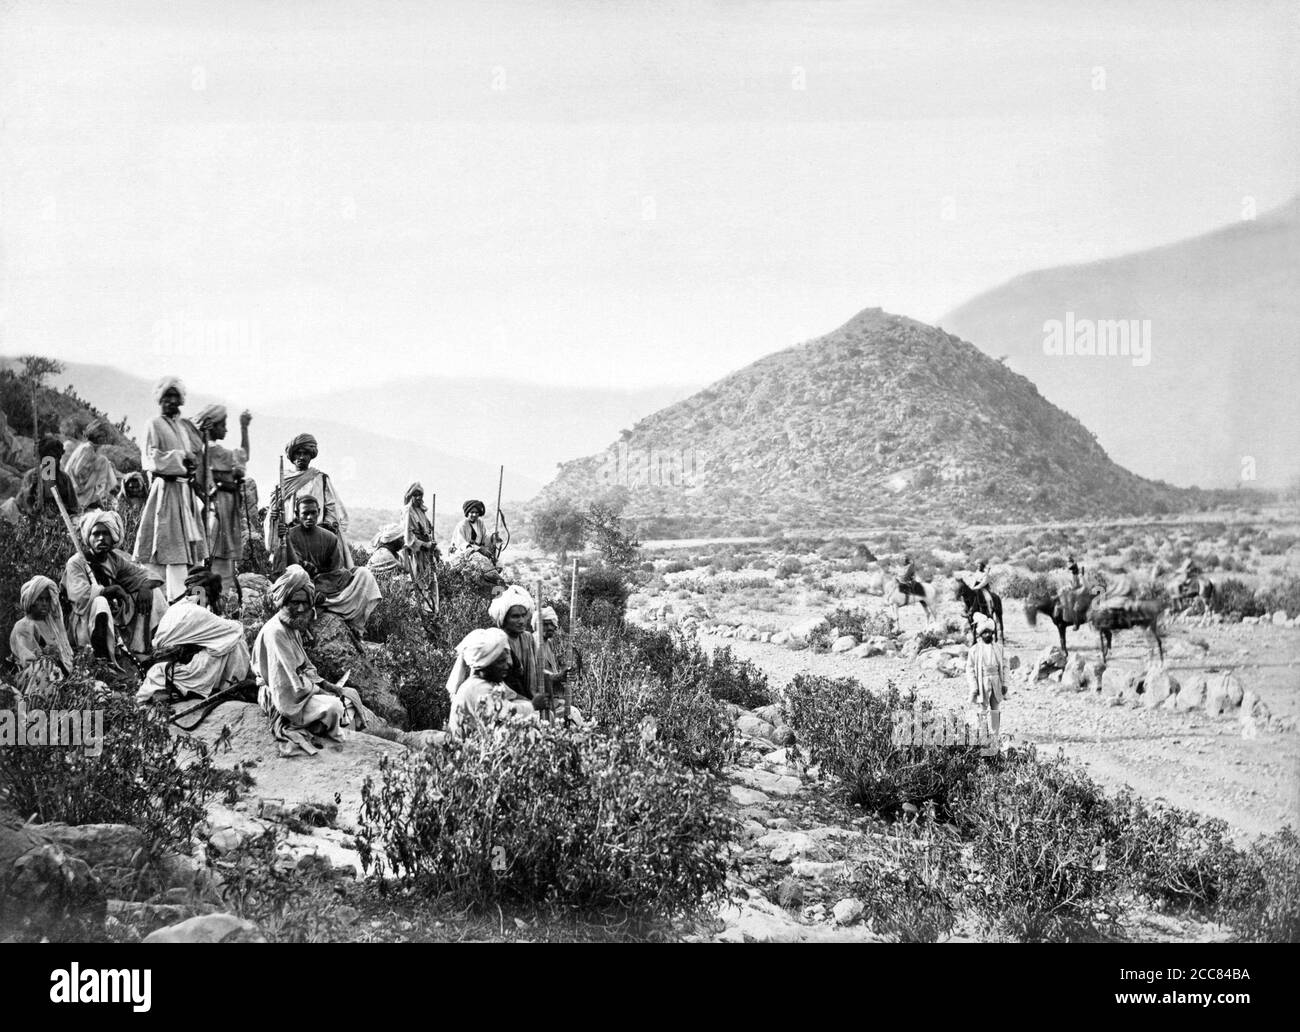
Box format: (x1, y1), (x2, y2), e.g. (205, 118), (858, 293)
(1023, 586), (1098, 653)
(886, 577), (935, 625)
(1089, 600), (1165, 663)
(954, 578), (1004, 643)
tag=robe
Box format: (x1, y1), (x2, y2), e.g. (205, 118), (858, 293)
(448, 674), (536, 737)
(251, 610), (346, 755)
(202, 441), (248, 561)
(137, 601), (251, 703)
(134, 416), (208, 567)
(63, 549), (167, 655)
(63, 441), (121, 511)
(9, 608), (75, 695)
(447, 516), (489, 556)
(403, 501), (435, 586)
(282, 524), (382, 630)
(965, 640), (1008, 709)
(265, 467), (353, 569)
(504, 630), (541, 700)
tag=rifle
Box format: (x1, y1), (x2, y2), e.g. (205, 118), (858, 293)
(492, 465), (504, 561)
(274, 456), (288, 574)
(430, 491), (440, 614)
(199, 424), (211, 567)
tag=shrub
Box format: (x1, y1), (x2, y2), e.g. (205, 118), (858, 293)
(775, 557), (802, 579)
(0, 664), (215, 851)
(576, 562), (633, 629)
(820, 605), (895, 642)
(1225, 827), (1300, 942)
(952, 755), (1124, 941)
(1258, 576), (1300, 618)
(785, 674), (980, 817)
(999, 571), (1057, 599)
(574, 627), (736, 771)
(850, 806), (960, 942)
(357, 722), (733, 918)
(1216, 577), (1266, 618)
(0, 517), (70, 666)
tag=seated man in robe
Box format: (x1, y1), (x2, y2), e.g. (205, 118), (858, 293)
(444, 627), (542, 737)
(136, 589), (252, 705)
(448, 499), (491, 558)
(4, 436), (80, 523)
(367, 523), (406, 576)
(62, 418), (122, 512)
(251, 565), (364, 756)
(278, 496), (382, 633)
(64, 509), (167, 663)
(8, 575), (75, 695)
(489, 585), (542, 702)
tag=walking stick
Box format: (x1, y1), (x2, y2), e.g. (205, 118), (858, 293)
(566, 557), (579, 726)
(274, 456), (287, 573)
(199, 425), (211, 568)
(493, 465), (504, 560)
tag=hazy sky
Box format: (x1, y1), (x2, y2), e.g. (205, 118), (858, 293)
(1, 0), (1296, 401)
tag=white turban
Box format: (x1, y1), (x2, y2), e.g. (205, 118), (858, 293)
(270, 564), (315, 608)
(78, 508), (124, 546)
(974, 613), (996, 635)
(20, 575), (59, 613)
(488, 585), (534, 628)
(445, 627), (510, 701)
(371, 522), (405, 548)
(154, 375), (187, 404)
(192, 403), (228, 432)
(540, 606), (559, 626)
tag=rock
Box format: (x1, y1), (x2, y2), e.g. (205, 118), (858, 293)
(1205, 673), (1245, 715)
(1175, 675), (1208, 711)
(207, 827), (246, 853)
(771, 724), (796, 746)
(756, 830), (832, 863)
(729, 785), (770, 807)
(1033, 645), (1068, 681)
(1142, 664), (1179, 709)
(1272, 610), (1289, 626)
(832, 898), (865, 926)
(1241, 715), (1261, 740)
(786, 638), (808, 652)
(143, 913), (266, 943)
(754, 703), (784, 726)
(735, 714), (779, 741)
(1100, 663), (1140, 699)
(850, 642), (884, 659)
(185, 701), (408, 830)
(1240, 690), (1270, 722)
(1008, 655), (1020, 672)
(831, 635), (857, 653)
(771, 630), (792, 646)
(790, 860), (852, 884)
(397, 729), (448, 751)
(307, 614), (408, 729)
(934, 655), (962, 678)
(731, 767), (801, 797)
(1059, 667), (1086, 693)
(7, 844), (104, 929)
(1082, 661), (1106, 689)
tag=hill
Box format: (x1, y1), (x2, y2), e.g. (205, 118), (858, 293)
(537, 309), (1199, 535)
(0, 359), (542, 515)
(941, 195), (1300, 490)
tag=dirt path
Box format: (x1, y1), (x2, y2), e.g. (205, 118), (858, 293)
(700, 609), (1300, 841)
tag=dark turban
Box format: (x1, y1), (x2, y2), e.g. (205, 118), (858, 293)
(285, 433), (319, 460)
(38, 435), (66, 460)
(463, 499), (486, 517)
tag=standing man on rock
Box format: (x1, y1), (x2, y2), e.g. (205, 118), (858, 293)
(133, 376), (208, 600)
(192, 404), (252, 602)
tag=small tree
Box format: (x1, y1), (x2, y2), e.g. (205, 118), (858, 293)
(17, 355), (64, 438)
(584, 500), (640, 573)
(531, 496), (586, 563)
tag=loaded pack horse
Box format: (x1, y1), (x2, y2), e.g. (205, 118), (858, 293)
(1090, 599), (1165, 663)
(1024, 585), (1100, 654)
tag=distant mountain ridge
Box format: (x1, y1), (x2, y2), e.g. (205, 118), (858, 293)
(941, 195), (1300, 489)
(538, 309), (1195, 534)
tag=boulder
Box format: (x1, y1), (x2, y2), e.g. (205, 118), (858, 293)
(1240, 690), (1270, 722)
(850, 642), (883, 659)
(237, 573), (271, 596)
(1272, 610), (1290, 627)
(788, 616), (830, 642)
(832, 898), (865, 926)
(185, 701), (407, 830)
(30, 823), (145, 869)
(754, 704), (785, 726)
(731, 767), (801, 798)
(1205, 673), (1245, 716)
(831, 634), (858, 653)
(755, 831), (831, 864)
(1033, 645), (1068, 681)
(307, 615), (408, 728)
(729, 785), (770, 807)
(1100, 664), (1141, 700)
(771, 630), (792, 646)
(143, 913), (266, 944)
(1175, 675), (1208, 711)
(1142, 664), (1179, 709)
(735, 714), (779, 741)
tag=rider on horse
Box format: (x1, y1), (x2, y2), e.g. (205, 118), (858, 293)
(1174, 557), (1202, 599)
(962, 560), (995, 615)
(896, 554), (919, 594)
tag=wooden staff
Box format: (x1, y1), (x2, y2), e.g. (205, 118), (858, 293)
(199, 424), (212, 568)
(533, 579), (548, 720)
(274, 455), (287, 573)
(492, 465), (504, 560)
(566, 557), (579, 726)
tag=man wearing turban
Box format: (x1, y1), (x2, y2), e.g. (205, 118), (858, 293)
(136, 584), (252, 705)
(402, 482), (438, 592)
(966, 612), (1009, 758)
(445, 627), (542, 736)
(190, 404), (252, 602)
(62, 418), (122, 511)
(488, 585), (555, 707)
(9, 575), (74, 694)
(277, 495), (382, 633)
(6, 435), (80, 522)
(446, 498), (507, 587)
(265, 433), (352, 572)
(251, 564), (359, 755)
(66, 508), (167, 662)
(133, 376), (208, 600)
(367, 521), (406, 575)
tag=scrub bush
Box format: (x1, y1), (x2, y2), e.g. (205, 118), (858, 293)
(357, 722), (733, 918)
